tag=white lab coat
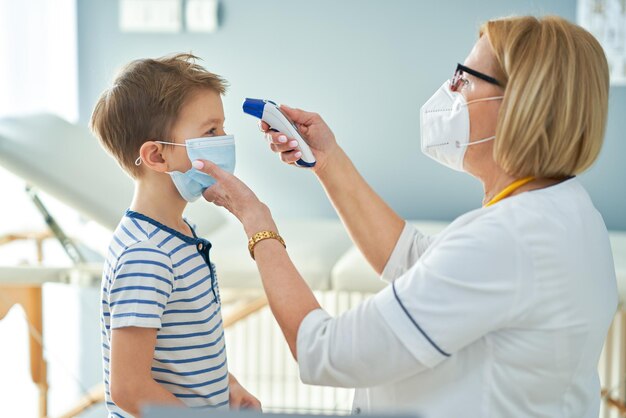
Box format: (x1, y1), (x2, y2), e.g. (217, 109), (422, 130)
(297, 178), (617, 418)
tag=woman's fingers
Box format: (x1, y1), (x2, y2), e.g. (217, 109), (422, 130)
(259, 120), (270, 132)
(267, 138), (302, 162)
(270, 139), (299, 153)
(202, 182), (222, 204)
(280, 149), (303, 164)
(194, 159), (229, 204)
(265, 131), (290, 144)
(265, 131), (300, 157)
(263, 130), (302, 149)
(192, 159), (226, 181)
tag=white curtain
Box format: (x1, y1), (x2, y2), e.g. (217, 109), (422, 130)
(0, 0), (78, 121)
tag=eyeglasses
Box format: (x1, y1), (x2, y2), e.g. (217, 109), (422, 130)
(450, 63), (502, 92)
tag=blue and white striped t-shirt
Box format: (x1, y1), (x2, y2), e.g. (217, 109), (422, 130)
(101, 210), (229, 417)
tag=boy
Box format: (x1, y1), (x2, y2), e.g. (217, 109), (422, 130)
(91, 53), (259, 417)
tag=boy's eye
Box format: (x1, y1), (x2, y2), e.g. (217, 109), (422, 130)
(204, 126), (226, 137)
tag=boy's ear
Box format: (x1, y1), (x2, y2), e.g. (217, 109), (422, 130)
(139, 141), (169, 173)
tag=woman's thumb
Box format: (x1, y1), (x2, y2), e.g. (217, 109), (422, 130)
(280, 104), (309, 125)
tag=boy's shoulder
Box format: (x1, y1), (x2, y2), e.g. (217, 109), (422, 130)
(108, 212), (174, 265)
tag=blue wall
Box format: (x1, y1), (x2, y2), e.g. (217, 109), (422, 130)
(77, 0), (626, 230)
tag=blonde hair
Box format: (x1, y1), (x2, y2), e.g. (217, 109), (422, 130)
(480, 16), (609, 178)
(90, 53), (228, 178)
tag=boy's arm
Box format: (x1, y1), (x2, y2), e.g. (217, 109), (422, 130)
(110, 327), (184, 416)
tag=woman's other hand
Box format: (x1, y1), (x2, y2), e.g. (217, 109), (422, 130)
(193, 160), (276, 235)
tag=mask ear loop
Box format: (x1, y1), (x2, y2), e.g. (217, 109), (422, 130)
(134, 141), (187, 166)
(455, 96), (502, 148)
(154, 141), (187, 147)
(465, 96), (504, 106)
(456, 136), (495, 148)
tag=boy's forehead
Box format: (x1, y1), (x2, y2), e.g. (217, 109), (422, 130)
(180, 89), (225, 121)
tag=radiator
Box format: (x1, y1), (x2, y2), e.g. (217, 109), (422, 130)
(224, 291), (370, 414)
(600, 308), (626, 418)
(226, 292), (625, 417)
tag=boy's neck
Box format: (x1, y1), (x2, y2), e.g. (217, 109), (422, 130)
(130, 175), (193, 237)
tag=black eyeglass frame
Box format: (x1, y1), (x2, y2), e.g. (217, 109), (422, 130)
(451, 63), (502, 92)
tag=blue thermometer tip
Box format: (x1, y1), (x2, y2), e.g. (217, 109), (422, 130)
(242, 98), (266, 119)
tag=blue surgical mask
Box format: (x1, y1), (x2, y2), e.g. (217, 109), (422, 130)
(135, 135), (236, 202)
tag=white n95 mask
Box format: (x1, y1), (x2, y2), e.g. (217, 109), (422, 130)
(420, 80), (503, 171)
(135, 135), (236, 202)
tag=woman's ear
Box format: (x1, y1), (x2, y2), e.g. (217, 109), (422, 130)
(139, 141), (169, 173)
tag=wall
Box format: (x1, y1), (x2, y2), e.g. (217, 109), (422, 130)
(77, 0), (626, 230)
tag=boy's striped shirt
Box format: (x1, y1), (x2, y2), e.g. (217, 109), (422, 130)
(101, 210), (228, 417)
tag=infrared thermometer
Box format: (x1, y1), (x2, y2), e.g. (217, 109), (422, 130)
(242, 98), (316, 168)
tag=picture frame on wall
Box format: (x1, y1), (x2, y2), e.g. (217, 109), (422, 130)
(578, 0), (626, 86)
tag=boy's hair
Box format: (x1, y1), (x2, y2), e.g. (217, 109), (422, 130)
(90, 53), (228, 178)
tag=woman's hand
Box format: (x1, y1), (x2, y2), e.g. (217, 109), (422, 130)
(229, 374), (262, 410)
(193, 160), (277, 236)
(262, 107), (405, 276)
(260, 105), (340, 174)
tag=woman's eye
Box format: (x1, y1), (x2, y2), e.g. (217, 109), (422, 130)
(205, 128), (217, 136)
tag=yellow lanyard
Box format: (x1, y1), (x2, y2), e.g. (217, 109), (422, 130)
(484, 176), (535, 207)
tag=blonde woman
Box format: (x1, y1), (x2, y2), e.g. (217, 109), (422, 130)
(193, 15), (617, 417)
